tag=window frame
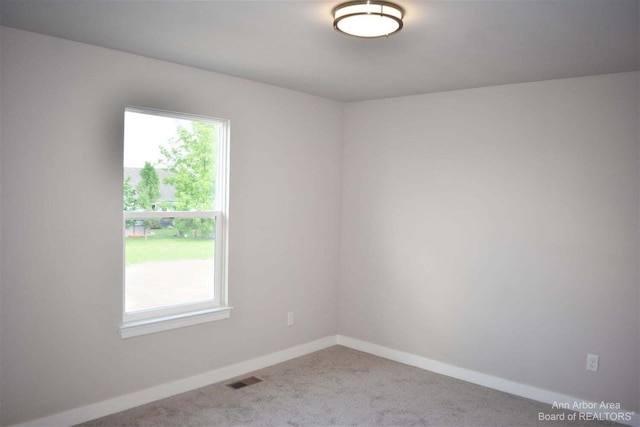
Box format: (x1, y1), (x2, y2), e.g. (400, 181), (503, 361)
(120, 107), (231, 339)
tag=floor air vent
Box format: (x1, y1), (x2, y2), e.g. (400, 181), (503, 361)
(226, 376), (263, 389)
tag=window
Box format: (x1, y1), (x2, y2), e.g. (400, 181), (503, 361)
(120, 107), (230, 338)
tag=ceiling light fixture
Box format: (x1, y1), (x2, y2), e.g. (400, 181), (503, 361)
(333, 0), (404, 38)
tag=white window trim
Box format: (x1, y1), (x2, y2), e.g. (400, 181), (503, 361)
(120, 107), (231, 339)
(120, 306), (232, 339)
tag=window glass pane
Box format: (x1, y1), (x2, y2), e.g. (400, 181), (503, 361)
(124, 111), (218, 211)
(124, 217), (216, 313)
(123, 109), (220, 315)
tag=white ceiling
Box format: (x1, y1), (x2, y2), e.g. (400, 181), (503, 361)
(1, 0), (638, 102)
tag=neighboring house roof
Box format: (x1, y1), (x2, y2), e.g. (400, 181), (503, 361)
(124, 167), (176, 202)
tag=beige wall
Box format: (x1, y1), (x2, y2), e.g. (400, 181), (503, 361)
(0, 27), (343, 425)
(339, 72), (640, 411)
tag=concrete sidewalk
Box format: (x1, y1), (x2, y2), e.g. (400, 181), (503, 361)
(125, 259), (215, 312)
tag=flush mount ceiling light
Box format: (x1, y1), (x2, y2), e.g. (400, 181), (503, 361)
(333, 0), (404, 38)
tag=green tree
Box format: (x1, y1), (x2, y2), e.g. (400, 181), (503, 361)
(160, 122), (217, 237)
(136, 161), (161, 210)
(123, 176), (138, 229)
(123, 176), (137, 211)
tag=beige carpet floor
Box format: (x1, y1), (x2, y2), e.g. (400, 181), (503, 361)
(79, 345), (620, 427)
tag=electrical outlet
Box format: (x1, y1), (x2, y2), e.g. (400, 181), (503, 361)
(586, 354), (599, 372)
(287, 312), (294, 326)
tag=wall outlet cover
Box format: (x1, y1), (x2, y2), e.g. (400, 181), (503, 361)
(586, 354), (599, 372)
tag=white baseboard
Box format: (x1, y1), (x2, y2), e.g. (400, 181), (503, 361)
(337, 335), (639, 427)
(11, 334), (638, 427)
(10, 336), (337, 427)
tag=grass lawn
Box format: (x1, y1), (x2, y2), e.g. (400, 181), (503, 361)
(125, 228), (214, 266)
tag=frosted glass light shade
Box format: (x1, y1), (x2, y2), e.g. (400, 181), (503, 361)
(333, 1), (404, 38)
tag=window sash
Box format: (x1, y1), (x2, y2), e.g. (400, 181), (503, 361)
(122, 210), (223, 323)
(124, 210), (220, 220)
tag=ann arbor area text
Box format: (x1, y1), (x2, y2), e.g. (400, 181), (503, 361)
(549, 401), (632, 423)
(551, 401), (621, 410)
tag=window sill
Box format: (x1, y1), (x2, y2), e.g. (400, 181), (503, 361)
(120, 306), (232, 339)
